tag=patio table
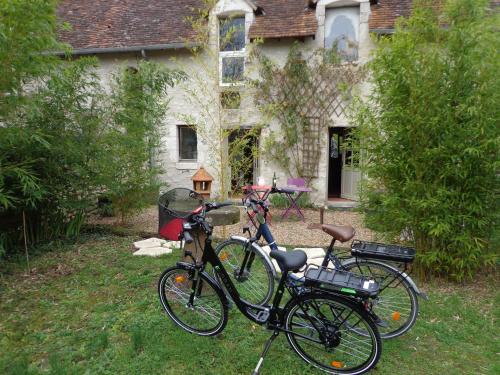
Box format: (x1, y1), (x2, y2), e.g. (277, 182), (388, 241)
(279, 185), (312, 221)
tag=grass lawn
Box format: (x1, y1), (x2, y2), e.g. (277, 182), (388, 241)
(0, 235), (498, 375)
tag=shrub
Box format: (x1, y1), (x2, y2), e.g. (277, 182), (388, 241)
(1, 58), (109, 249)
(269, 193), (313, 210)
(354, 0), (499, 280)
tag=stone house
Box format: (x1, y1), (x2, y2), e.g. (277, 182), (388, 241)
(57, 0), (413, 205)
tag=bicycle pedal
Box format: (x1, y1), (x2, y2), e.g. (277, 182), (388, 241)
(256, 309), (270, 323)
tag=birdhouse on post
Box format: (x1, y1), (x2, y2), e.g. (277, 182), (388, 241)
(192, 167), (213, 199)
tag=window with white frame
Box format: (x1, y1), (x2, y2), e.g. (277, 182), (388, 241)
(219, 16), (245, 86)
(325, 7), (360, 61)
(178, 126), (197, 161)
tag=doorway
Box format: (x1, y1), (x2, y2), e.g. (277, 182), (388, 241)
(328, 127), (344, 198)
(228, 128), (259, 193)
(328, 127), (361, 200)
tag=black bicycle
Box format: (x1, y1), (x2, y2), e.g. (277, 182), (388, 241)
(214, 181), (427, 339)
(158, 188), (382, 375)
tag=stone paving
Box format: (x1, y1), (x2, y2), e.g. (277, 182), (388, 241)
(93, 205), (376, 249)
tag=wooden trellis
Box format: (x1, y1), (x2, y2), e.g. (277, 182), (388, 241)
(255, 53), (362, 179)
(302, 116), (322, 178)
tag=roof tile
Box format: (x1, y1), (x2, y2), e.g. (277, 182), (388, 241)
(57, 0), (202, 50)
(369, 0), (412, 30)
(249, 0), (318, 39)
(59, 0), (446, 51)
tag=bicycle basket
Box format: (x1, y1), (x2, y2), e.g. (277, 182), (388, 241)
(158, 188), (204, 240)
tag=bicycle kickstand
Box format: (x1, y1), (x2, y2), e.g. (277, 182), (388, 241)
(252, 330), (279, 375)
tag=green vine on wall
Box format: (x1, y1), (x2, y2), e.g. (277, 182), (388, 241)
(251, 43), (362, 182)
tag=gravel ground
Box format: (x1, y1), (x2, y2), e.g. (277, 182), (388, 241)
(91, 206), (375, 248)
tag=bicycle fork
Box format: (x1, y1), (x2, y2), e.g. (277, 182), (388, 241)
(252, 330), (280, 375)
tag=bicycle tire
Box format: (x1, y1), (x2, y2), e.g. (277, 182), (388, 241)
(158, 265), (228, 336)
(284, 292), (381, 374)
(214, 239), (275, 306)
(342, 259), (419, 339)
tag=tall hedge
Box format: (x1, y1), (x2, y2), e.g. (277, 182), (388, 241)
(0, 1), (183, 256)
(356, 0), (499, 280)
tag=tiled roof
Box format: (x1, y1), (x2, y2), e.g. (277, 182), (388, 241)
(369, 0), (499, 31)
(57, 0), (432, 52)
(57, 0), (203, 51)
(369, 0), (412, 31)
(249, 0), (318, 39)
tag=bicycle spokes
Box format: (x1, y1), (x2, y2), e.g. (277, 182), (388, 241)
(288, 298), (378, 372)
(162, 269), (225, 332)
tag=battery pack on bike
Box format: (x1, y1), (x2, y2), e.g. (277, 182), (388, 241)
(304, 265), (380, 299)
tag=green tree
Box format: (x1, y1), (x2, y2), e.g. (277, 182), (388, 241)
(105, 62), (185, 222)
(1, 58), (109, 252)
(0, 0), (184, 256)
(0, 0), (66, 114)
(355, 0), (499, 280)
(181, 4), (260, 199)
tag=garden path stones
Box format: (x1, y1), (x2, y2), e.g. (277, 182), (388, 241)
(132, 237), (181, 257)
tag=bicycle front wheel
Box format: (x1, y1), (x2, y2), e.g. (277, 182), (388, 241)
(214, 239), (275, 305)
(284, 293), (381, 375)
(342, 259), (419, 339)
(158, 266), (228, 336)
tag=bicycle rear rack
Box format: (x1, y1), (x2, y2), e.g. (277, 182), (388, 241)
(351, 240), (416, 263)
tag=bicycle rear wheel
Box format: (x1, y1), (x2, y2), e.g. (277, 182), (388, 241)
(284, 293), (381, 375)
(342, 260), (418, 339)
(214, 239), (274, 305)
(158, 266), (228, 336)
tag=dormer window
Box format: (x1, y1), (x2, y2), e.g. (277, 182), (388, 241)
(219, 16), (245, 86)
(325, 7), (359, 61)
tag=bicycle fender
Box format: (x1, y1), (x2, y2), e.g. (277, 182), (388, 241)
(341, 258), (428, 300)
(230, 235), (278, 280)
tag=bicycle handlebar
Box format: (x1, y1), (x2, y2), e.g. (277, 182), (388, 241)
(205, 200), (233, 212)
(182, 200), (234, 238)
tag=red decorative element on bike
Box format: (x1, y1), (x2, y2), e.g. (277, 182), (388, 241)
(159, 217), (184, 240)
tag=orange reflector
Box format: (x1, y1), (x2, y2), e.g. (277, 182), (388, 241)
(392, 311), (401, 321)
(331, 361), (344, 368)
(219, 252), (230, 261)
(175, 275), (186, 283)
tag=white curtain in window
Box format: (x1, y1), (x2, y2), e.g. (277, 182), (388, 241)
(325, 7), (359, 61)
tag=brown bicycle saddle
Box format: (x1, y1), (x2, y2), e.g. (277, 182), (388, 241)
(321, 225), (355, 243)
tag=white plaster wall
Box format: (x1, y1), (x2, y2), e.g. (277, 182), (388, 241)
(89, 0), (376, 204)
(94, 50), (216, 194)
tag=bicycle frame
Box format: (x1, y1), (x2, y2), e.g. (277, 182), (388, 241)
(186, 229), (290, 326)
(244, 195), (426, 299)
(160, 192), (383, 374)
